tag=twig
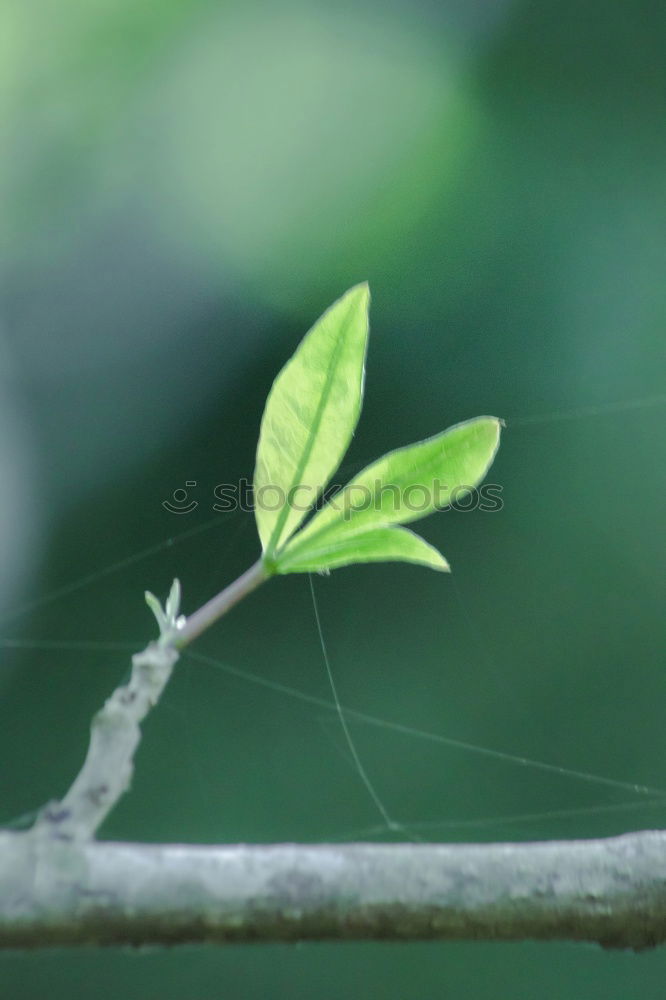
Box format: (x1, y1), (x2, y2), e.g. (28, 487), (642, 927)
(175, 560), (267, 647)
(30, 566), (268, 841)
(33, 632), (179, 841)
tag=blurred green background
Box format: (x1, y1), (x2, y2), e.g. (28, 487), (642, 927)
(2, 0), (666, 996)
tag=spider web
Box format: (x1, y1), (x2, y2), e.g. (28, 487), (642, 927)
(1, 392), (665, 841)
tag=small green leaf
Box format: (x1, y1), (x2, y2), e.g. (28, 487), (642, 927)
(277, 416), (501, 571)
(253, 283), (370, 556)
(145, 579), (186, 644)
(165, 578), (182, 621)
(275, 524), (449, 574)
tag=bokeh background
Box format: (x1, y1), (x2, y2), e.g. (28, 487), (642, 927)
(3, 0), (666, 996)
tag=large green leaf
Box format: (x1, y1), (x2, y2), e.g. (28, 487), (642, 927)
(275, 524), (449, 575)
(275, 415), (501, 571)
(253, 283), (370, 555)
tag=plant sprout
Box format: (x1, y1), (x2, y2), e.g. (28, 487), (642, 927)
(177, 282), (501, 645)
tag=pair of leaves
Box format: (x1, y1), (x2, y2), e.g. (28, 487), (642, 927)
(253, 283), (501, 576)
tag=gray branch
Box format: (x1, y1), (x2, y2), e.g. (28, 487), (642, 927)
(33, 640), (179, 841)
(6, 576), (665, 951)
(3, 831), (666, 950)
(32, 582), (183, 842)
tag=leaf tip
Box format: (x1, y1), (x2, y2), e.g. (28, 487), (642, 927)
(346, 280), (370, 308)
(428, 549), (451, 572)
(475, 414), (503, 454)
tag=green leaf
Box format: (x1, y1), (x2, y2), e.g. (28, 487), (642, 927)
(276, 415), (501, 571)
(253, 283), (370, 556)
(275, 524), (449, 574)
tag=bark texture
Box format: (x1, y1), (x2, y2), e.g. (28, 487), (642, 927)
(2, 830), (666, 950)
